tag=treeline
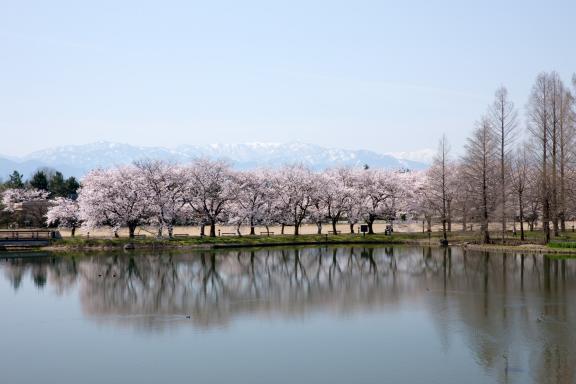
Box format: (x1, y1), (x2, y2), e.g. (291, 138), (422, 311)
(2, 169), (79, 198)
(2, 71), (574, 243)
(50, 161), (416, 238)
(422, 71), (576, 244)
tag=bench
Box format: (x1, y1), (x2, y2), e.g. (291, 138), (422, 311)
(220, 232), (237, 236)
(328, 231), (341, 235)
(173, 234), (190, 238)
(260, 231), (275, 236)
(134, 234), (147, 238)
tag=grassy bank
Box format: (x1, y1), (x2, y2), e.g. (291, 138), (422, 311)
(26, 229), (576, 254)
(45, 233), (419, 251)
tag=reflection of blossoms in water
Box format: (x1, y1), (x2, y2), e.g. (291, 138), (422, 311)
(2, 247), (576, 383)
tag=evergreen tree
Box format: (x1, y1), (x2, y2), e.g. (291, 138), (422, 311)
(65, 177), (80, 198)
(49, 171), (66, 196)
(6, 171), (24, 189)
(29, 170), (49, 191)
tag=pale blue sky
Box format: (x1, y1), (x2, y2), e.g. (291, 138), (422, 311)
(1, 0), (574, 156)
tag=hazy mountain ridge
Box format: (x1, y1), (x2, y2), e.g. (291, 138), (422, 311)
(1, 142), (430, 179)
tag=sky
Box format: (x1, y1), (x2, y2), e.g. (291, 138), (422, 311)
(0, 0), (575, 157)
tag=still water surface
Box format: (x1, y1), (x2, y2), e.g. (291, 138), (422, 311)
(0, 246), (574, 384)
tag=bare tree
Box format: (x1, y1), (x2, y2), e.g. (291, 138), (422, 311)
(509, 146), (530, 240)
(427, 134), (452, 243)
(527, 73), (552, 243)
(489, 86), (517, 243)
(557, 83), (575, 232)
(463, 116), (498, 244)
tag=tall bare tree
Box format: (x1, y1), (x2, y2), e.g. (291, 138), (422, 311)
(489, 86), (517, 243)
(463, 116), (497, 244)
(527, 73), (552, 243)
(557, 82), (575, 232)
(427, 134), (453, 243)
(509, 146), (530, 240)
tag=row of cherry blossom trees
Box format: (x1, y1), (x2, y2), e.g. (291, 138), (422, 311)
(40, 160), (418, 238)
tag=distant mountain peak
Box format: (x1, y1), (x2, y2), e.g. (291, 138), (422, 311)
(1, 142), (431, 179)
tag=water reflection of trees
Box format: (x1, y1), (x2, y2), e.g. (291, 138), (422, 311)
(2, 247), (576, 383)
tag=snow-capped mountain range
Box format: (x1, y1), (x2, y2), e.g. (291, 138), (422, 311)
(0, 142), (432, 179)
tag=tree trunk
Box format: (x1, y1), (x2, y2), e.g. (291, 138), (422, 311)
(281, 224), (285, 235)
(128, 224), (137, 239)
(250, 225), (255, 235)
(501, 122), (506, 245)
(209, 222), (216, 237)
(349, 223), (355, 234)
(482, 165), (490, 244)
(519, 193), (525, 241)
(447, 199), (452, 232)
(200, 225), (205, 237)
(316, 222), (322, 234)
(71, 226), (76, 237)
(332, 219), (338, 234)
(367, 218), (374, 234)
(294, 222), (299, 236)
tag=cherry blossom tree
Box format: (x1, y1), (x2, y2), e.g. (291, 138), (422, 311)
(321, 168), (355, 234)
(358, 169), (404, 234)
(78, 166), (152, 238)
(274, 165), (317, 235)
(2, 188), (50, 227)
(410, 171), (435, 232)
(307, 173), (327, 234)
(228, 169), (274, 235)
(2, 188), (50, 213)
(184, 159), (238, 237)
(135, 160), (188, 238)
(46, 197), (81, 236)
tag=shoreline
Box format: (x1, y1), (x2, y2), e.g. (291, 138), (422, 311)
(2, 232), (576, 255)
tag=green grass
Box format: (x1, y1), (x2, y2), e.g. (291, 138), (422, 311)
(46, 229), (576, 252)
(548, 241), (576, 249)
(51, 231), (471, 250)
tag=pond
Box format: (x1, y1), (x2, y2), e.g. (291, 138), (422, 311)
(0, 246), (574, 384)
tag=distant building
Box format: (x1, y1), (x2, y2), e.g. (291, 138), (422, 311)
(12, 200), (51, 228)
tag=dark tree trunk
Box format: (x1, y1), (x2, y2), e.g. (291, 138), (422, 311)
(128, 224), (137, 239)
(519, 193), (525, 241)
(209, 222), (216, 237)
(447, 199), (452, 232)
(71, 226), (76, 237)
(349, 223), (355, 234)
(332, 219), (338, 234)
(367, 219), (374, 234)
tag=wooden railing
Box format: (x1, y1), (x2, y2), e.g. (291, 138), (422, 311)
(0, 230), (56, 241)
